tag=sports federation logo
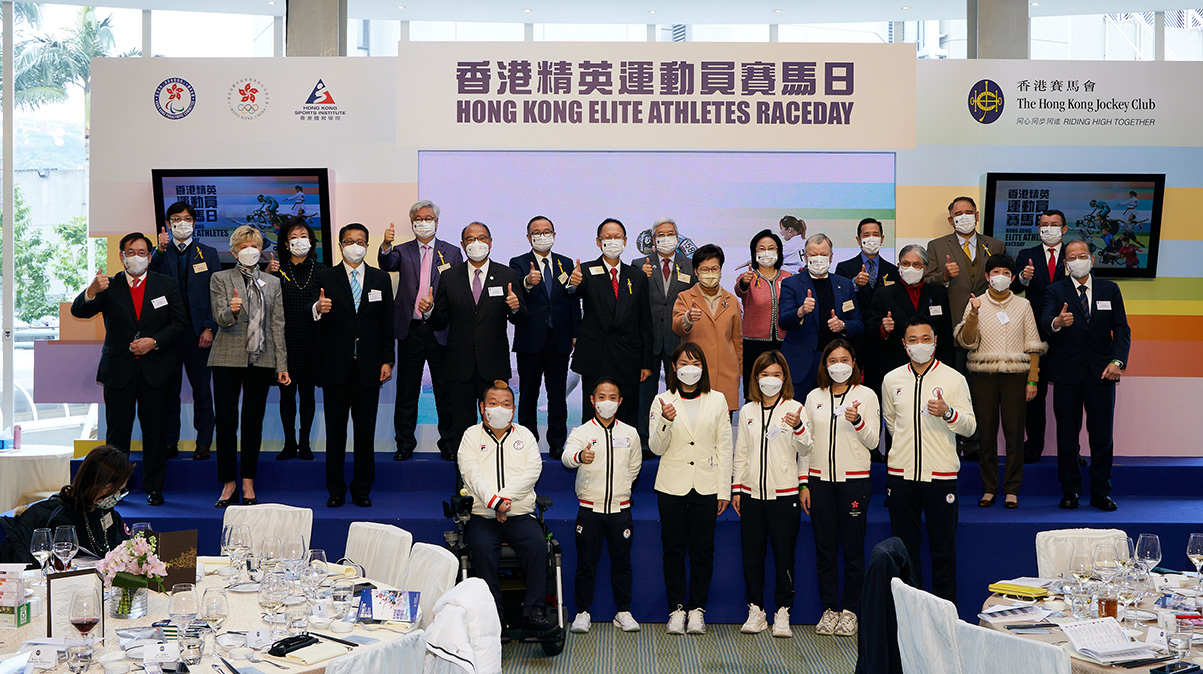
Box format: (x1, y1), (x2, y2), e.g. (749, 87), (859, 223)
(228, 77), (268, 120)
(296, 79), (348, 122)
(968, 79), (1004, 124)
(306, 79), (336, 105)
(154, 78), (195, 120)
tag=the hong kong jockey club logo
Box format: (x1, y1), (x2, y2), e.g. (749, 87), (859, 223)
(229, 77), (268, 120)
(968, 79), (1004, 124)
(155, 78), (195, 120)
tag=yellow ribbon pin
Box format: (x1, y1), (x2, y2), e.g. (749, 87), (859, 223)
(627, 279), (633, 294)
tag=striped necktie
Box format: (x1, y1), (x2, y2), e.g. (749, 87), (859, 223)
(350, 268), (362, 310)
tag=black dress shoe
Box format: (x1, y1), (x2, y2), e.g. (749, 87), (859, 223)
(165, 445), (179, 459)
(393, 449), (413, 461)
(147, 492), (164, 506)
(353, 496), (372, 508)
(440, 449), (456, 462)
(548, 447), (564, 461)
(327, 495), (345, 508)
(522, 614), (555, 634)
(193, 445), (211, 461)
(1091, 496), (1118, 512)
(276, 444), (298, 461)
(242, 498), (259, 506)
(214, 493), (239, 508)
(1059, 494), (1080, 509)
(298, 445), (314, 461)
(1023, 453), (1043, 464)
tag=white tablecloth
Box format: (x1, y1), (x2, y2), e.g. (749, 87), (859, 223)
(0, 445), (73, 512)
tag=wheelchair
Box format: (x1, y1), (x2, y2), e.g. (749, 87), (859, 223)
(444, 493), (566, 656)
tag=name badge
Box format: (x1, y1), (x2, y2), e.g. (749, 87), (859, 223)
(677, 273), (691, 284)
(192, 262), (208, 274)
(144, 643), (180, 664)
(590, 266), (605, 276)
(558, 273), (569, 285)
(614, 437), (631, 448)
(996, 310), (1011, 325)
(842, 300), (855, 312)
(257, 279), (267, 288)
(151, 296), (168, 309)
(101, 512), (113, 530)
(437, 263), (451, 273)
(883, 279), (894, 286)
(488, 286), (503, 297)
(1096, 300), (1112, 310)
(765, 426), (782, 441)
(368, 289), (383, 302)
(27, 647), (59, 669)
(929, 305), (944, 316)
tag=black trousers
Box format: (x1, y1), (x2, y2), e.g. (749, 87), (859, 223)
(464, 514), (547, 620)
(574, 507), (634, 614)
(163, 335), (214, 448)
(885, 476), (958, 603)
(638, 353), (674, 445)
(952, 346), (979, 447)
(657, 489), (717, 611)
(1023, 378), (1049, 460)
(323, 379), (380, 499)
(516, 333), (570, 452)
(278, 379), (316, 448)
(212, 366), (274, 483)
(583, 375), (639, 430)
(394, 322), (453, 455)
(448, 372), (493, 454)
(104, 375), (167, 493)
(810, 478), (871, 613)
(742, 339), (783, 402)
(739, 494), (800, 611)
(1053, 378), (1116, 499)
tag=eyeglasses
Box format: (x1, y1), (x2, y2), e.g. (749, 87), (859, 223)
(123, 250), (150, 258)
(168, 217), (195, 225)
(463, 236), (489, 244)
(340, 240), (367, 247)
(599, 235), (625, 241)
(696, 266), (721, 273)
(413, 217), (436, 224)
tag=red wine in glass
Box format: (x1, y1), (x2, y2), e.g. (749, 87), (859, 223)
(71, 617), (100, 635)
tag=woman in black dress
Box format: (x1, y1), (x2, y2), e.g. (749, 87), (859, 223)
(273, 217), (327, 460)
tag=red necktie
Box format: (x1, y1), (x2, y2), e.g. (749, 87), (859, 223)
(662, 258), (671, 282)
(1047, 248), (1056, 280)
(611, 268), (619, 298)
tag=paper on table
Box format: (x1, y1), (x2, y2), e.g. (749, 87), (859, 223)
(1001, 577), (1061, 589)
(978, 604), (1051, 624)
(284, 641), (347, 665)
(1061, 617), (1159, 663)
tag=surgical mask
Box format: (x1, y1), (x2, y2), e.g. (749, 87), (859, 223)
(953, 213), (977, 235)
(412, 220), (437, 239)
(757, 376), (783, 398)
(1067, 258), (1092, 279)
(697, 272), (721, 288)
(124, 254), (149, 277)
(530, 233), (554, 253)
(988, 274), (1012, 293)
(601, 239), (625, 259)
(237, 247), (261, 268)
(827, 362), (853, 383)
(860, 236), (882, 256)
(1039, 226), (1063, 246)
(93, 490), (127, 511)
(171, 223), (193, 242)
(483, 405), (513, 430)
(465, 241), (490, 262)
(655, 235), (678, 256)
(675, 365), (703, 386)
(807, 255), (831, 277)
(899, 266), (924, 286)
(755, 250), (779, 268)
(341, 243), (367, 264)
(289, 238), (312, 257)
(594, 400), (620, 420)
(906, 342), (936, 365)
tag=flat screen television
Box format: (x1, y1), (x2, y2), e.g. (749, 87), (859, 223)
(983, 172), (1164, 279)
(151, 168), (334, 267)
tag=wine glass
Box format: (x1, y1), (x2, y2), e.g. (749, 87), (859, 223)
(282, 536), (306, 583)
(201, 588), (229, 633)
(1186, 533), (1203, 596)
(1094, 543), (1121, 585)
(300, 550), (327, 601)
(1116, 573), (1141, 627)
(69, 587), (101, 660)
(130, 522), (153, 538)
(221, 525), (251, 582)
(257, 573), (289, 638)
(169, 583), (199, 633)
(1119, 536), (1135, 572)
(1069, 548), (1094, 584)
(29, 528), (52, 587)
(53, 526), (79, 572)
(257, 536), (282, 575)
(1135, 533), (1162, 573)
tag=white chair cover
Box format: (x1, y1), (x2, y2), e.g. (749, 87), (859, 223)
(423, 578), (501, 674)
(345, 522), (413, 588)
(891, 577), (963, 674)
(1034, 528), (1126, 579)
(221, 504), (313, 548)
(325, 629), (426, 674)
(955, 621), (1070, 674)
(405, 543), (459, 629)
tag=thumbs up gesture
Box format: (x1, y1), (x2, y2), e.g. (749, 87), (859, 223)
(230, 287), (243, 314)
(882, 310), (895, 334)
(568, 258), (583, 287)
(383, 221), (395, 245)
(1053, 302), (1074, 329)
(88, 268), (109, 297)
(505, 282), (519, 310)
(417, 287), (434, 314)
(827, 309), (845, 333)
(943, 254), (960, 281)
(854, 263), (870, 287)
(844, 400), (862, 423)
(158, 230), (171, 251)
(799, 289), (815, 317)
(642, 258), (654, 278)
(687, 300), (703, 323)
(782, 408), (803, 430)
(969, 292), (981, 313)
(927, 389), (949, 418)
(659, 398), (677, 421)
(317, 287), (332, 314)
(1021, 260), (1035, 280)
(581, 446), (596, 465)
(526, 261), (542, 287)
(265, 251), (280, 273)
(740, 268), (756, 289)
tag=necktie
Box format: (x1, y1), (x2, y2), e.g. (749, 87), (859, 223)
(1048, 248), (1057, 281)
(866, 257), (877, 285)
(133, 277), (141, 288)
(611, 268), (619, 298)
(1078, 285), (1090, 319)
(414, 244), (430, 318)
(350, 268), (362, 310)
(662, 258), (671, 282)
(542, 258), (554, 328)
(472, 268), (483, 304)
(962, 239), (973, 261)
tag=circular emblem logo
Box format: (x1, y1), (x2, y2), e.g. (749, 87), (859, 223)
(946, 493), (956, 504)
(576, 525), (583, 534)
(514, 440), (524, 450)
(228, 77), (269, 120)
(968, 79), (1004, 124)
(623, 528), (631, 539)
(154, 78), (195, 120)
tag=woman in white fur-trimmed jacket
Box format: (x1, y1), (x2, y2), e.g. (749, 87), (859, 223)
(954, 252), (1047, 509)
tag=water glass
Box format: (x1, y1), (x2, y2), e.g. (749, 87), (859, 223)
(1067, 583), (1093, 620)
(1168, 619), (1193, 659)
(284, 597), (309, 637)
(330, 579), (354, 620)
(179, 635), (205, 666)
(66, 640), (92, 674)
(130, 523), (153, 538)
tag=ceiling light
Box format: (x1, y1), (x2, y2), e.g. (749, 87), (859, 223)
(266, 1), (275, 4)
(398, 4), (406, 8)
(649, 9), (657, 14)
(773, 8), (783, 12)
(900, 5), (910, 9)
(523, 8), (532, 12)
(1031, 1), (1040, 5)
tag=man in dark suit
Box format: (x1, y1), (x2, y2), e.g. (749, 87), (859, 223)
(508, 216), (578, 460)
(378, 200), (463, 461)
(71, 232), (188, 506)
(1042, 240), (1130, 512)
(835, 217), (899, 391)
(426, 222), (528, 457)
(632, 217), (694, 450)
(778, 233), (864, 396)
(149, 202), (218, 462)
(313, 223), (395, 508)
(567, 218), (653, 428)
(865, 243), (955, 381)
(1011, 209), (1069, 463)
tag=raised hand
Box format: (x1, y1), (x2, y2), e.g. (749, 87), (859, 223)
(854, 264), (870, 287)
(660, 398), (677, 421)
(417, 287), (434, 314)
(505, 283), (519, 310)
(782, 408), (802, 429)
(927, 389), (949, 418)
(158, 231), (171, 250)
(827, 309), (845, 333)
(527, 261), (542, 287)
(881, 310), (895, 334)
(581, 447), (596, 464)
(88, 268), (109, 297)
(740, 268), (755, 288)
(568, 258), (583, 287)
(1021, 260), (1035, 280)
(1053, 302), (1074, 329)
(265, 251), (279, 273)
(383, 221), (395, 245)
(943, 254), (960, 281)
(969, 293), (981, 313)
(844, 400), (862, 423)
(687, 300), (703, 323)
(317, 288), (332, 314)
(641, 258), (654, 278)
(799, 289), (815, 317)
(230, 288), (243, 314)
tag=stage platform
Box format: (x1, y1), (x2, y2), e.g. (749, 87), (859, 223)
(8, 452), (1203, 625)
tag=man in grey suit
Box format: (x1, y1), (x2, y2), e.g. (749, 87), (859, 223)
(633, 217), (695, 452)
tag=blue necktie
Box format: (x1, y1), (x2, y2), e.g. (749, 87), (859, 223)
(1078, 285), (1089, 320)
(866, 257), (877, 285)
(542, 257), (553, 328)
(350, 268), (362, 311)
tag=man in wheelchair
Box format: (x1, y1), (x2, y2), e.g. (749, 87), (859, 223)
(457, 381), (555, 634)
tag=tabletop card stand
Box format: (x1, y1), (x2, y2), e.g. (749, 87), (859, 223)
(46, 568), (104, 639)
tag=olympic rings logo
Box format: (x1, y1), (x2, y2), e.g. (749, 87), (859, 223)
(237, 103), (259, 114)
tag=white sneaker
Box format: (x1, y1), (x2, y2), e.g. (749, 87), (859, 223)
(834, 610), (858, 637)
(772, 607), (792, 638)
(613, 611), (640, 632)
(740, 604), (768, 634)
(666, 608), (687, 635)
(815, 608), (839, 636)
(570, 611), (591, 633)
(686, 608), (706, 634)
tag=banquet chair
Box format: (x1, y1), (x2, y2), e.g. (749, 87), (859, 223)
(1034, 528), (1126, 579)
(890, 577), (963, 674)
(344, 522), (413, 588)
(325, 628), (426, 674)
(954, 621), (1070, 674)
(405, 542), (459, 629)
(221, 504), (313, 548)
(423, 577), (502, 674)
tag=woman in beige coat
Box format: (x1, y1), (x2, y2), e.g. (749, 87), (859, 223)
(672, 244), (743, 412)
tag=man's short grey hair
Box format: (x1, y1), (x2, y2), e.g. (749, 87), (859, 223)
(652, 217), (677, 234)
(805, 233), (833, 252)
(409, 200), (440, 222)
(899, 244), (929, 267)
(229, 225), (264, 253)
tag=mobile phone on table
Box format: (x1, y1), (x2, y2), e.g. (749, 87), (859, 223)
(1150, 662), (1201, 674)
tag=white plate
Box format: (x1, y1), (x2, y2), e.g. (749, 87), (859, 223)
(1128, 609), (1157, 622)
(228, 583), (260, 594)
(216, 634), (245, 649)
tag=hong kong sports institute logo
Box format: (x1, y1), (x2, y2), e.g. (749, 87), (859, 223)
(228, 77), (269, 120)
(968, 79), (1004, 124)
(154, 78), (195, 120)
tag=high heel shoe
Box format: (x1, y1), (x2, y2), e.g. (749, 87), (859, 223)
(214, 492), (241, 508)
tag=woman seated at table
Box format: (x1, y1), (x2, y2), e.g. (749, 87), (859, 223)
(0, 445), (134, 564)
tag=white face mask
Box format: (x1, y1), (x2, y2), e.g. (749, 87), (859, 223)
(341, 243), (366, 265)
(123, 254), (149, 277)
(988, 274), (1012, 293)
(412, 220), (437, 239)
(594, 399), (620, 420)
(289, 238), (312, 258)
(1067, 257), (1092, 279)
(530, 233), (554, 253)
(465, 241), (490, 262)
(601, 239), (625, 259)
(697, 272), (721, 289)
(807, 255), (831, 277)
(171, 223), (193, 242)
(860, 236), (882, 256)
(827, 362), (853, 384)
(755, 250), (779, 268)
(1039, 226), (1063, 246)
(483, 405), (513, 430)
(898, 266), (924, 286)
(655, 235), (678, 256)
(953, 213), (977, 235)
(675, 365), (703, 387)
(906, 342), (936, 365)
(757, 376), (783, 398)
(237, 247), (261, 268)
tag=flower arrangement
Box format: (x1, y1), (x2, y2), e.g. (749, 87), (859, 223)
(97, 535), (169, 616)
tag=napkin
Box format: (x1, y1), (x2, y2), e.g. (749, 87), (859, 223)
(283, 642), (347, 665)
